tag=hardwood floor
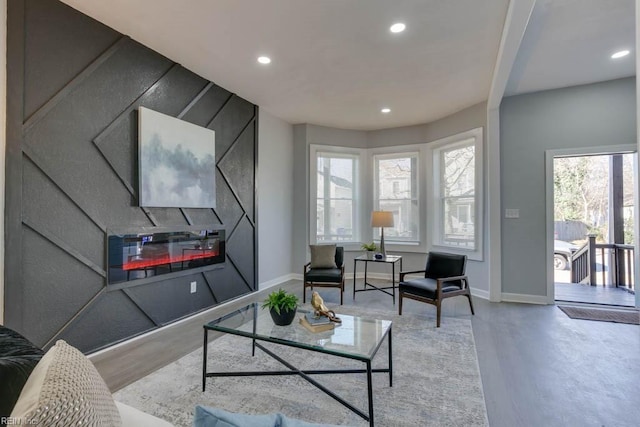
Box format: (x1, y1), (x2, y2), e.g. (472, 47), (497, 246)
(555, 281), (636, 306)
(91, 279), (640, 426)
(471, 298), (640, 427)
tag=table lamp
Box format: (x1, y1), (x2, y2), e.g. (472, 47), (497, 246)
(371, 211), (394, 257)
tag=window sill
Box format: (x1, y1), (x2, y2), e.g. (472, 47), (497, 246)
(430, 244), (484, 261)
(343, 241), (427, 254)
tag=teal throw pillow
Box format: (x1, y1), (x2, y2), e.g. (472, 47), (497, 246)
(193, 405), (278, 427)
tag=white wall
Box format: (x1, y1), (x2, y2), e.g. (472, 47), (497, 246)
(368, 102), (487, 149)
(0, 0), (6, 323)
(257, 109), (294, 288)
(500, 78), (636, 299)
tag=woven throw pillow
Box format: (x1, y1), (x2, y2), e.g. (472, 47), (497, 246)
(11, 340), (121, 426)
(309, 244), (336, 268)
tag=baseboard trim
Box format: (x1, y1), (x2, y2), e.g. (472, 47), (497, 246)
(259, 273), (298, 290)
(296, 272), (399, 281)
(263, 272), (493, 302)
(471, 288), (490, 300)
(501, 292), (548, 305)
(89, 283), (283, 359)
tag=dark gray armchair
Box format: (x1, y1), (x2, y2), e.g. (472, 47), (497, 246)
(399, 251), (474, 327)
(303, 246), (345, 305)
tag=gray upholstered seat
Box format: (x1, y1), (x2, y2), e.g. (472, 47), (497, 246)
(399, 251), (474, 327)
(398, 277), (464, 298)
(304, 268), (343, 283)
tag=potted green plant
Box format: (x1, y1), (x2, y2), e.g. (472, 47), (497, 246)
(262, 288), (299, 326)
(361, 242), (377, 258)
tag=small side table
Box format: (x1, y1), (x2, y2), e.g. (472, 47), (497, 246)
(353, 254), (403, 304)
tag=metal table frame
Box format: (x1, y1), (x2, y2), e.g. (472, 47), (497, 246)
(353, 255), (403, 304)
(202, 304), (393, 426)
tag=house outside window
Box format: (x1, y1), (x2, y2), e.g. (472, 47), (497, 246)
(374, 153), (419, 242)
(312, 149), (360, 243)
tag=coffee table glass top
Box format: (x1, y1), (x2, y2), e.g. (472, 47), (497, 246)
(205, 303), (392, 361)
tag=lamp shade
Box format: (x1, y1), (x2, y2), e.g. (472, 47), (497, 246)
(371, 211), (394, 228)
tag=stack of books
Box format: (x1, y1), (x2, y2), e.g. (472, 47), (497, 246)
(299, 312), (335, 333)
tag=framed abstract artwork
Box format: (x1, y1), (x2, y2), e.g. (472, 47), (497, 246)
(138, 107), (216, 208)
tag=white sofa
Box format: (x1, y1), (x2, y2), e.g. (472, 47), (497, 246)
(116, 401), (174, 426)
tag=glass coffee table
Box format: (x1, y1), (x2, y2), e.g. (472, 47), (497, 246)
(203, 303), (393, 426)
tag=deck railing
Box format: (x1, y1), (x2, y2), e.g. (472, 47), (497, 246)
(570, 235), (635, 292)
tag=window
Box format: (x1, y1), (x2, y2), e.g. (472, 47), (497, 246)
(313, 150), (359, 242)
(431, 128), (483, 258)
(374, 153), (419, 242)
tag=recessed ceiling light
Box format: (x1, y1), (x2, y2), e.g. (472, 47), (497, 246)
(390, 23), (406, 33)
(381, 108), (391, 114)
(257, 56), (271, 64)
(611, 50), (630, 59)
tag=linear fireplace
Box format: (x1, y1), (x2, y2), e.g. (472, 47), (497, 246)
(107, 226), (225, 285)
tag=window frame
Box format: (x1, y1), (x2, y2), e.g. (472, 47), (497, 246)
(428, 127), (484, 260)
(309, 145), (364, 246)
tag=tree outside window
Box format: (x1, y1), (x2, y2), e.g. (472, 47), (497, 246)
(435, 140), (477, 250)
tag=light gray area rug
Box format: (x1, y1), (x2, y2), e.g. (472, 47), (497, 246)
(114, 305), (488, 427)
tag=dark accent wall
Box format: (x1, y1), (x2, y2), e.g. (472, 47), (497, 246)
(5, 0), (258, 352)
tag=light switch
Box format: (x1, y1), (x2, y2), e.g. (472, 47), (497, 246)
(190, 281), (197, 293)
(505, 208), (520, 219)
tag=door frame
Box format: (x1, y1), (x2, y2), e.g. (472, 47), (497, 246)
(545, 144), (638, 306)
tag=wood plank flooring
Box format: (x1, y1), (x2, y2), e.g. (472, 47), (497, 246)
(555, 281), (636, 306)
(91, 279), (640, 426)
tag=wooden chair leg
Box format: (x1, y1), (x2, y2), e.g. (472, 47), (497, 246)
(303, 284), (307, 303)
(467, 293), (475, 315)
(340, 282), (344, 305)
(399, 293), (403, 315)
(436, 300), (441, 328)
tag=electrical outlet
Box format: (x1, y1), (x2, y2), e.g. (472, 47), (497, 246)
(190, 281), (197, 293)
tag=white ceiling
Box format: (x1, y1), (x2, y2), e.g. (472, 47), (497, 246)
(505, 0), (635, 96)
(60, 0), (635, 131)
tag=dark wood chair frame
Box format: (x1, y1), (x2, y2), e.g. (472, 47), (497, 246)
(303, 263), (345, 305)
(399, 271), (474, 327)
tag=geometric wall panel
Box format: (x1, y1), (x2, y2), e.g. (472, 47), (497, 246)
(218, 123), (256, 221)
(209, 96), (256, 161)
(24, 0), (120, 118)
(57, 291), (158, 353)
(226, 216), (256, 287)
(181, 208), (222, 227)
(213, 170), (245, 231)
(204, 265), (253, 304)
(144, 208), (191, 227)
(21, 227), (105, 347)
(180, 84), (232, 128)
(124, 274), (218, 326)
(22, 157), (105, 267)
(6, 0), (258, 353)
